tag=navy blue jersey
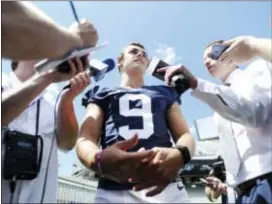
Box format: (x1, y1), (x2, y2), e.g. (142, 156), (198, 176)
(82, 85), (181, 190)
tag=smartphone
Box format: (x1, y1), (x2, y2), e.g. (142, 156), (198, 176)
(210, 44), (229, 60)
(146, 56), (169, 81)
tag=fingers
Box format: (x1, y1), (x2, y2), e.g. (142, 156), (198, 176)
(146, 183), (167, 197)
(128, 162), (161, 184)
(217, 43), (236, 65)
(69, 71), (91, 91)
(222, 38), (235, 47)
(158, 65), (183, 86)
(67, 60), (77, 77)
(74, 57), (84, 73)
(217, 183), (227, 194)
(138, 147), (154, 163)
(125, 149), (155, 162)
(206, 177), (217, 182)
(68, 57), (86, 76)
(82, 55), (89, 70)
(217, 50), (230, 64)
(133, 181), (158, 191)
(79, 71), (91, 86)
(115, 133), (138, 150)
(150, 148), (162, 165)
(166, 64), (183, 86)
(156, 67), (168, 73)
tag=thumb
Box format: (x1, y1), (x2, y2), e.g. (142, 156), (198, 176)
(80, 18), (88, 23)
(115, 133), (138, 150)
(138, 147), (146, 152)
(156, 67), (168, 73)
(222, 38), (236, 47)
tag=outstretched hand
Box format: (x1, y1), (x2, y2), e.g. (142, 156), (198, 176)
(129, 147), (183, 197)
(96, 134), (155, 183)
(157, 64), (198, 89)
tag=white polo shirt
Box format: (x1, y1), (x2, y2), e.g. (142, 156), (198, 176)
(191, 59), (272, 187)
(1, 72), (60, 203)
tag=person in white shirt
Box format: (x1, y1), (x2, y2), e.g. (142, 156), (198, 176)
(1, 58), (90, 203)
(156, 36), (272, 204)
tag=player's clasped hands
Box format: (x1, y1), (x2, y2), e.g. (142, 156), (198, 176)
(128, 147), (185, 196)
(93, 133), (186, 196)
(94, 134), (155, 183)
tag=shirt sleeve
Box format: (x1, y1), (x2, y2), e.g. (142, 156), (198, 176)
(1, 73), (11, 93)
(169, 87), (182, 105)
(159, 86), (181, 106)
(82, 86), (112, 109)
(191, 60), (271, 128)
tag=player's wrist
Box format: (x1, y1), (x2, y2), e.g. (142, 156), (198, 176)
(92, 150), (104, 175)
(172, 145), (192, 166)
(171, 148), (184, 167)
(61, 89), (77, 101)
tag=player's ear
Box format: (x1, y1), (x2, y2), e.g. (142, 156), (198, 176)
(117, 54), (123, 72)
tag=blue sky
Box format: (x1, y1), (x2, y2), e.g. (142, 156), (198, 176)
(1, 1), (271, 176)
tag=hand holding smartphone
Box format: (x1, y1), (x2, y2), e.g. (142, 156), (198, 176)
(211, 44), (229, 60)
(199, 178), (209, 186)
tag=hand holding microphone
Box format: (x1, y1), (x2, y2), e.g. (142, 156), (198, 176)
(61, 58), (115, 90)
(157, 64), (198, 90)
(44, 56), (89, 83)
(146, 57), (197, 94)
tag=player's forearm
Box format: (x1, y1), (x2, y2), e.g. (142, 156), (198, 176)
(76, 138), (100, 172)
(56, 96), (79, 151)
(2, 2), (82, 60)
(175, 133), (196, 159)
(252, 38), (272, 62)
(2, 73), (52, 126)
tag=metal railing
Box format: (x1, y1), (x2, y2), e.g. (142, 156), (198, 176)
(57, 176), (97, 203)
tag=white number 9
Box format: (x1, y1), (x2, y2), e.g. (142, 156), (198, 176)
(119, 94), (154, 140)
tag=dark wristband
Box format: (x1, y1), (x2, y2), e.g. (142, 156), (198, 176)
(173, 145), (191, 165)
(93, 150), (103, 176)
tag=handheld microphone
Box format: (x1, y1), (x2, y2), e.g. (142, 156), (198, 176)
(146, 56), (190, 94)
(63, 58), (115, 89)
(88, 58), (115, 82)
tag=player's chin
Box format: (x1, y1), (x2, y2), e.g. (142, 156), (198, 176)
(127, 65), (146, 74)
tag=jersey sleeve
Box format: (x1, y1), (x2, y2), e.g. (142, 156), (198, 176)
(168, 87), (182, 105)
(82, 86), (112, 109)
(160, 86), (181, 105)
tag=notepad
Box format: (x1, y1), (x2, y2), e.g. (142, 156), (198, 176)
(35, 41), (108, 73)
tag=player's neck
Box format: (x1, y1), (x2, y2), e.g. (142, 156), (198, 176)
(120, 74), (144, 88)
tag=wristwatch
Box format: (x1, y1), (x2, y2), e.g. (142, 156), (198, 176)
(173, 145), (191, 165)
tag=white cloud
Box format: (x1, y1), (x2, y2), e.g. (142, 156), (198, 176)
(154, 41), (182, 64)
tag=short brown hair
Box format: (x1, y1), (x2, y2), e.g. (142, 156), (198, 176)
(117, 42), (145, 72)
(205, 40), (224, 49)
(11, 61), (18, 71)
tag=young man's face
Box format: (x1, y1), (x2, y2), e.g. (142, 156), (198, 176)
(203, 44), (234, 80)
(119, 45), (149, 74)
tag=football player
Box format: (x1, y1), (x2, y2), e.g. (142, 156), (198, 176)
(76, 42), (196, 203)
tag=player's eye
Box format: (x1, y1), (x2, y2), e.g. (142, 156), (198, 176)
(130, 49), (139, 55)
